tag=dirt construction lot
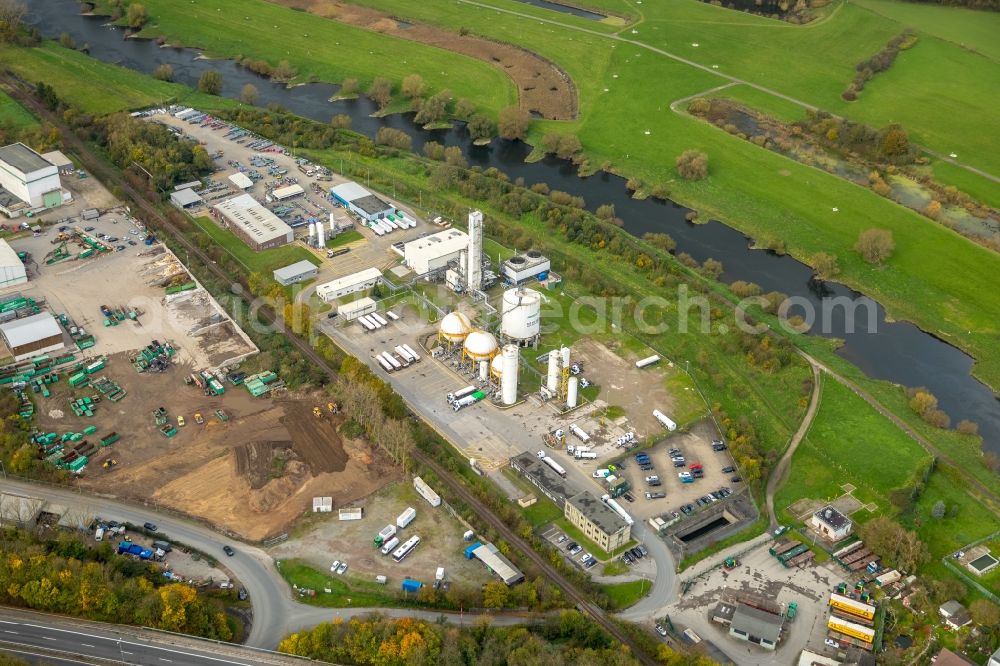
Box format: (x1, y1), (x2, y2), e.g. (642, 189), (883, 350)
(271, 481), (490, 588)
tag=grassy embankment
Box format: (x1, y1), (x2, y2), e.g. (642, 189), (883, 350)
(277, 559), (412, 608)
(91, 0), (516, 117)
(0, 88), (37, 128)
(0, 41), (236, 116)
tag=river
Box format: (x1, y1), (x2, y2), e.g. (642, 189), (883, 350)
(24, 0), (1000, 451)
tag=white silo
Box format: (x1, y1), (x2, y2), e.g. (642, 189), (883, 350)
(467, 209), (483, 292)
(561, 346), (571, 368)
(316, 221), (326, 248)
(501, 344), (519, 405)
(500, 287), (542, 344)
(329, 212), (336, 234)
(566, 376), (579, 408)
(546, 351), (560, 393)
(479, 360), (489, 381)
(308, 221), (316, 245)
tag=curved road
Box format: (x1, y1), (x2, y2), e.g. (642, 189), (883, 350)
(0, 478), (535, 650)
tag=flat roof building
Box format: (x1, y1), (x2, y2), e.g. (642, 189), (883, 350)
(564, 491), (631, 553)
(331, 182), (394, 223)
(228, 172), (254, 191)
(273, 259), (319, 286)
(469, 542), (524, 586)
(271, 184), (304, 201)
(502, 250), (551, 285)
(315, 267), (382, 302)
(169, 187), (203, 209)
(510, 452), (571, 506)
(729, 603), (784, 650)
(402, 229), (469, 276)
(0, 143), (64, 215)
(0, 239), (27, 288)
(0, 312), (64, 361)
(40, 150), (74, 174)
(337, 296), (377, 321)
(213, 193), (293, 250)
(811, 505), (852, 541)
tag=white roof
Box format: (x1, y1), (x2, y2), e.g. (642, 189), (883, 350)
(273, 259), (318, 281)
(272, 184), (304, 199)
(316, 267), (382, 299)
(229, 172), (254, 189)
(403, 229), (469, 260)
(0, 312), (61, 348)
(0, 238), (21, 268)
(40, 150), (73, 169)
(214, 193), (293, 245)
(331, 181), (371, 203)
(338, 297), (376, 316)
(170, 188), (202, 207)
(471, 543), (523, 585)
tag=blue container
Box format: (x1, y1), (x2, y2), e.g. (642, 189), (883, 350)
(401, 578), (423, 592)
(464, 542), (482, 559)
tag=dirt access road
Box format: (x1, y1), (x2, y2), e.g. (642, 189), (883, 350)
(269, 0), (577, 120)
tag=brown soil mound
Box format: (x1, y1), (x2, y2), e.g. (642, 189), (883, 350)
(270, 0), (577, 120)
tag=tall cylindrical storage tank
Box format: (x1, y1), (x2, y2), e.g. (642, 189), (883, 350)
(500, 288), (542, 342)
(308, 221), (316, 242)
(546, 352), (560, 393)
(329, 212), (336, 233)
(567, 376), (579, 408)
(501, 345), (519, 405)
(479, 360), (488, 381)
(316, 222), (326, 247)
(561, 346), (571, 368)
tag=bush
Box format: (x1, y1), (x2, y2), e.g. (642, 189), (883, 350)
(374, 127), (412, 151)
(152, 63), (173, 82)
(197, 70), (223, 95)
(676, 149), (709, 180)
(854, 228), (895, 265)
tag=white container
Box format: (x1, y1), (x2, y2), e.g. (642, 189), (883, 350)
(397, 506), (417, 529)
(653, 409), (677, 431)
(435, 567), (445, 581)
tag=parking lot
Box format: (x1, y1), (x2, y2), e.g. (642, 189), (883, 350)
(148, 111), (427, 285)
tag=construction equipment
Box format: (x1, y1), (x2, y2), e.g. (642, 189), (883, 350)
(159, 424), (177, 438)
(152, 407), (168, 426)
(194, 412), (204, 425)
(215, 409), (229, 422)
(102, 459), (118, 470)
(313, 407), (322, 418)
(724, 557), (739, 570)
(787, 601), (798, 620)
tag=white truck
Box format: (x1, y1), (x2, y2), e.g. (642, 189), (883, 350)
(569, 424), (590, 442)
(447, 386), (477, 404)
(576, 450), (597, 460)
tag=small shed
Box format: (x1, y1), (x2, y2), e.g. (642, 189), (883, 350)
(272, 259), (318, 286)
(229, 172), (253, 191)
(169, 187), (203, 209)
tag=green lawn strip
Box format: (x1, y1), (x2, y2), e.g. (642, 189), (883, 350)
(501, 469), (565, 528)
(599, 579), (652, 609)
(276, 559), (405, 607)
(0, 42), (237, 116)
(95, 0), (516, 116)
(602, 560), (629, 575)
(191, 216), (316, 273)
(0, 88), (38, 128)
(929, 159), (1000, 209)
(326, 229), (363, 248)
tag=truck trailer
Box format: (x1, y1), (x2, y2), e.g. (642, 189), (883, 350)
(447, 386), (477, 404)
(652, 409), (677, 431)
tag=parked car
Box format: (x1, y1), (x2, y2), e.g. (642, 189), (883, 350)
(336, 562), (349, 575)
(655, 624), (668, 637)
(223, 545), (235, 556)
(644, 475), (659, 483)
(177, 415), (185, 427)
(330, 560), (341, 572)
(556, 534), (567, 543)
(127, 240), (137, 246)
(731, 476), (742, 483)
(668, 448), (681, 456)
(638, 545), (648, 556)
(143, 522), (157, 532)
(824, 639), (839, 648)
(645, 491), (666, 500)
(84, 226), (95, 232)
(721, 466), (735, 473)
(680, 504), (693, 515)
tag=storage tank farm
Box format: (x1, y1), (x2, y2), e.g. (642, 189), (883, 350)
(438, 311), (473, 348)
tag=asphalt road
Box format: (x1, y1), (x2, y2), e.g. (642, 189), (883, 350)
(0, 479), (535, 650)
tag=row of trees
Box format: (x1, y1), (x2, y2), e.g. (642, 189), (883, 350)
(278, 611), (644, 666)
(843, 31), (916, 101)
(0, 528), (232, 639)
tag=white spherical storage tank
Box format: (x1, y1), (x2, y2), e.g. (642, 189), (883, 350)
(463, 330), (499, 361)
(490, 354), (505, 379)
(501, 344), (519, 405)
(439, 311), (473, 342)
(500, 287), (542, 342)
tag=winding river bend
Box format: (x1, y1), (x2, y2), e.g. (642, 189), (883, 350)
(25, 0), (1000, 450)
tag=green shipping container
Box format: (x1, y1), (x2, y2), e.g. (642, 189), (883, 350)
(83, 425), (97, 435)
(69, 373), (88, 387)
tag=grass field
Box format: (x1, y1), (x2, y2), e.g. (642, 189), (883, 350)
(0, 42), (235, 116)
(0, 89), (37, 129)
(276, 559), (405, 607)
(775, 379), (933, 520)
(191, 216), (316, 273)
(599, 579), (650, 609)
(106, 0), (517, 116)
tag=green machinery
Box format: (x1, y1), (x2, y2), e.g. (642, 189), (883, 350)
(152, 407), (168, 426)
(69, 397), (96, 417)
(159, 424), (177, 438)
(92, 376), (126, 402)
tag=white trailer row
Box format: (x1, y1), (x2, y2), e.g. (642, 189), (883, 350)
(569, 424), (590, 442)
(602, 494), (635, 526)
(369, 215), (417, 237)
(535, 452), (566, 478)
(377, 347), (421, 373)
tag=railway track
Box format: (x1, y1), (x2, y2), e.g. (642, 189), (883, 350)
(3, 80), (657, 665)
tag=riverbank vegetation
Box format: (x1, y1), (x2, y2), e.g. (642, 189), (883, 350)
(0, 526), (236, 640)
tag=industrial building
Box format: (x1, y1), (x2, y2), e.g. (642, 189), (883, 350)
(0, 143), (66, 217)
(270, 184), (304, 201)
(273, 259), (319, 286)
(213, 193), (294, 250)
(510, 452), (571, 505)
(331, 182), (394, 223)
(315, 267), (382, 302)
(40, 150), (74, 175)
(564, 491), (631, 553)
(228, 172), (253, 191)
(502, 250), (550, 285)
(466, 541), (524, 586)
(0, 239), (27, 288)
(811, 505), (853, 541)
(727, 603), (784, 650)
(337, 297), (376, 321)
(0, 312), (65, 361)
(169, 187), (203, 209)
(402, 229), (469, 275)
